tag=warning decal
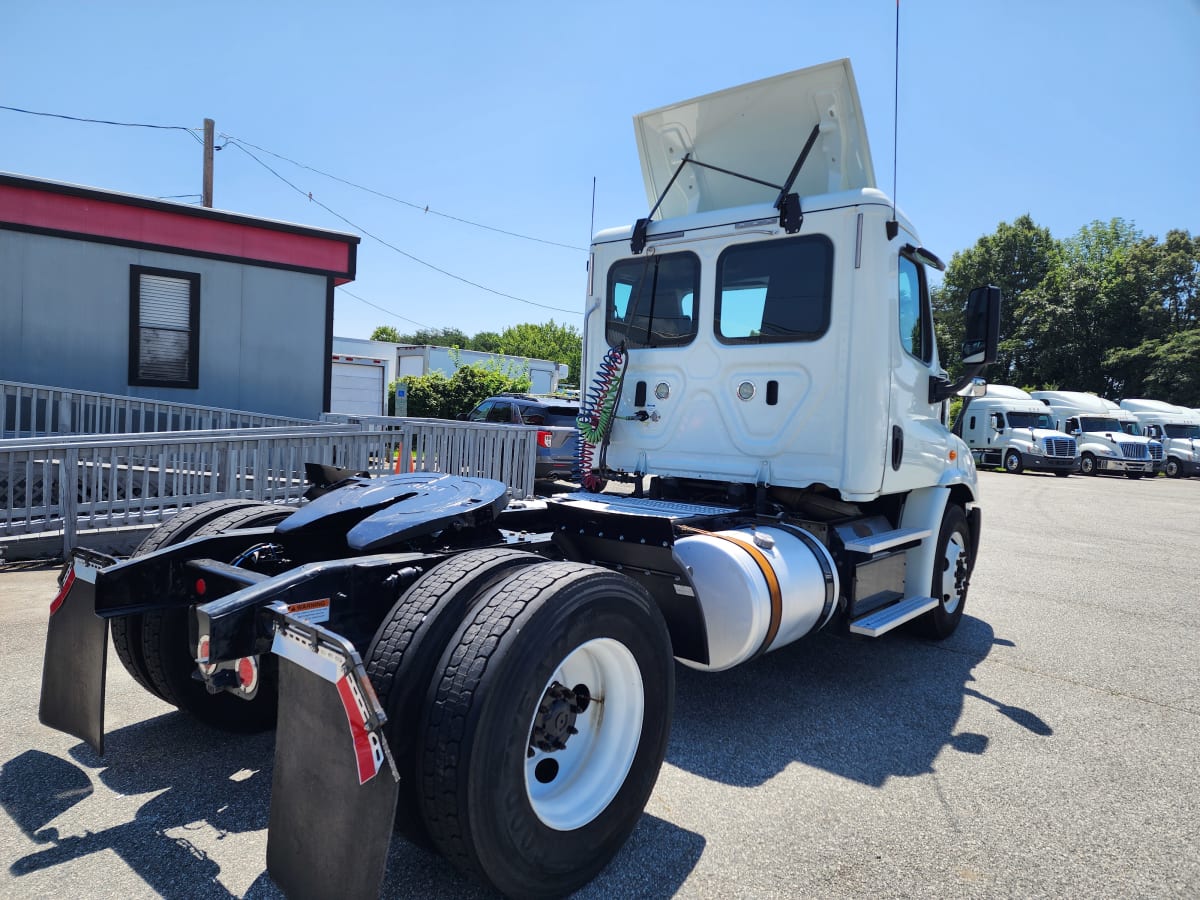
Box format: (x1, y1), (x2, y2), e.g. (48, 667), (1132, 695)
(285, 597), (331, 624)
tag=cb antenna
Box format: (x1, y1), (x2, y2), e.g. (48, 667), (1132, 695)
(886, 0), (901, 241)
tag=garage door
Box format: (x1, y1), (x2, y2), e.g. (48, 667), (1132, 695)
(330, 360), (385, 415)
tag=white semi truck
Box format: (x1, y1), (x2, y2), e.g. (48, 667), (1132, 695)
(1030, 390), (1162, 478)
(955, 384), (1077, 475)
(1119, 398), (1200, 478)
(38, 60), (1001, 899)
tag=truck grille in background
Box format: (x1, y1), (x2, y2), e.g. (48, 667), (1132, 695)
(1148, 443), (1164, 461)
(1043, 437), (1076, 458)
(1119, 442), (1149, 460)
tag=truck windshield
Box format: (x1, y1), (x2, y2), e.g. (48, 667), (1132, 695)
(1006, 412), (1055, 429)
(1164, 424), (1200, 439)
(1078, 417), (1125, 432)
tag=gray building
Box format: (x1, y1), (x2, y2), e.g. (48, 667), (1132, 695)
(0, 172), (359, 420)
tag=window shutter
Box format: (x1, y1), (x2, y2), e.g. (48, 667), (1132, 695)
(138, 273), (192, 382)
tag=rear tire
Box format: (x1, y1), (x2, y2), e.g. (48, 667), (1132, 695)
(139, 502), (291, 731)
(112, 499), (267, 700)
(918, 504), (971, 640)
(418, 562), (674, 899)
(1003, 450), (1023, 474)
(365, 548), (545, 845)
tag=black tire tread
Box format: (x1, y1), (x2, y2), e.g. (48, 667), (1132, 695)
(140, 502), (289, 721)
(112, 499), (266, 700)
(364, 547), (544, 842)
(418, 562), (669, 885)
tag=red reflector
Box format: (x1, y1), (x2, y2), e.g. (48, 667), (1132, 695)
(49, 569), (76, 616)
(538, 430), (553, 448)
(195, 578), (207, 596)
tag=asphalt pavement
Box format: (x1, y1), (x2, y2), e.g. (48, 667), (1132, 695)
(1, 471), (1197, 898)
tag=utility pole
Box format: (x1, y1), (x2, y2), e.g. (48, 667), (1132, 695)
(202, 118), (214, 208)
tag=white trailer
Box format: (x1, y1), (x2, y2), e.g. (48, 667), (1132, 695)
(397, 345), (568, 394)
(1119, 398), (1200, 478)
(956, 384), (1077, 475)
(1030, 390), (1162, 478)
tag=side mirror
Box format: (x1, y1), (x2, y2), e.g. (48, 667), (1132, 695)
(962, 285), (1002, 366)
(929, 287), (1003, 404)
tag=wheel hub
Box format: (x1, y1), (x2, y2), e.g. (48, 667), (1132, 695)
(530, 682), (591, 753)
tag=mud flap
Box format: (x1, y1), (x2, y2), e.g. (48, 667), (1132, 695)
(266, 616), (400, 900)
(38, 555), (111, 754)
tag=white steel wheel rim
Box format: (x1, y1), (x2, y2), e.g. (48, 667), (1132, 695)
(940, 532), (967, 615)
(524, 637), (644, 831)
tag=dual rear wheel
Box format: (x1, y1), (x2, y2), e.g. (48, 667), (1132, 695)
(111, 499), (291, 730)
(366, 552), (675, 899)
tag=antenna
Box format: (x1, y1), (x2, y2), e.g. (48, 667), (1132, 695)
(887, 0), (901, 241)
(589, 176), (596, 244)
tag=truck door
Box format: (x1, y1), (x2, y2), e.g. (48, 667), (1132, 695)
(882, 249), (944, 493)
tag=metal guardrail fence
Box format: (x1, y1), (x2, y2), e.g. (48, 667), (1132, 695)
(1, 379), (315, 439)
(1, 419), (537, 558)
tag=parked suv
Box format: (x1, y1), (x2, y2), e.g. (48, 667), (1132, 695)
(461, 394), (580, 481)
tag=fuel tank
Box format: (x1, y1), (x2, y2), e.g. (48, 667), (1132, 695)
(673, 524), (839, 671)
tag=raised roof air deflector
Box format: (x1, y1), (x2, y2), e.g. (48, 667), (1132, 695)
(633, 59), (876, 220)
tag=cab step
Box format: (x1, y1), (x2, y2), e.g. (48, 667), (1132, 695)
(849, 595), (938, 637)
(841, 527), (931, 555)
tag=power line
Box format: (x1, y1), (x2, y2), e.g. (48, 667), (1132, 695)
(219, 133), (587, 252)
(226, 139), (580, 317)
(0, 104), (198, 133)
(337, 288), (433, 330)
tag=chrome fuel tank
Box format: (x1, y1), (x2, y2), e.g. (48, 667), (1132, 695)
(673, 525), (838, 671)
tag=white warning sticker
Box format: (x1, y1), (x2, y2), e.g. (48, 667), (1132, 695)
(285, 597), (331, 624)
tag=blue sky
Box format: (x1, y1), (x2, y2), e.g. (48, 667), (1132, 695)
(4, 1), (1198, 340)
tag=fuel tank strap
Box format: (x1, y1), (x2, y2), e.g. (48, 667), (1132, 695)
(678, 525), (782, 659)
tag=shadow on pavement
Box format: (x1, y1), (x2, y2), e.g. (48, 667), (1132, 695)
(4, 706), (706, 898)
(667, 615), (1052, 788)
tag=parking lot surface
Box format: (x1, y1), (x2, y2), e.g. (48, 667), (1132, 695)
(2, 471), (1198, 898)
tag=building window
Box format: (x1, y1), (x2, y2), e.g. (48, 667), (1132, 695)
(129, 265), (200, 388)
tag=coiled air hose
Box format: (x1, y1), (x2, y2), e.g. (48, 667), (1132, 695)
(576, 343), (627, 491)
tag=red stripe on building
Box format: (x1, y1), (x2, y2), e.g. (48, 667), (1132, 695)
(0, 181), (356, 282)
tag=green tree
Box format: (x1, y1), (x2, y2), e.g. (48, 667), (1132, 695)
(934, 214), (1061, 384)
(397, 360), (531, 419)
(494, 320), (583, 383)
(370, 326), (472, 347)
(370, 325), (404, 342)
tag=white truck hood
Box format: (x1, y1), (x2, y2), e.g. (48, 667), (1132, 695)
(633, 58), (876, 219)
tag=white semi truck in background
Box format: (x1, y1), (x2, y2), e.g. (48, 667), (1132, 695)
(38, 60), (1002, 899)
(1031, 390), (1162, 478)
(1119, 398), (1200, 478)
(955, 384), (1077, 475)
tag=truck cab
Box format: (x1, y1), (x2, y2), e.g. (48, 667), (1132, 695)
(956, 384), (1077, 475)
(1030, 390), (1161, 478)
(584, 59), (986, 505)
(1119, 398), (1200, 478)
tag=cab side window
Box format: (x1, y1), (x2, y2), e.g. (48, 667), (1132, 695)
(898, 254), (932, 364)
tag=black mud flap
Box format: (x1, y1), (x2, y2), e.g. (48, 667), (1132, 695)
(266, 615), (400, 900)
(38, 552), (114, 754)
